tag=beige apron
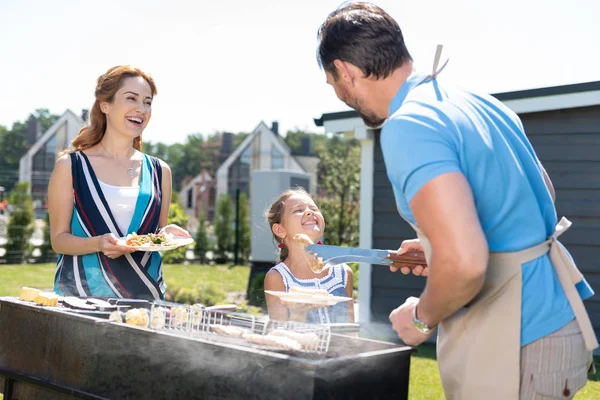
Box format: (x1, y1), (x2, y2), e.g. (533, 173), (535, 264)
(409, 217), (597, 399)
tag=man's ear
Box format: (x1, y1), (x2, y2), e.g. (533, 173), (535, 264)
(333, 60), (361, 85)
(272, 223), (286, 241)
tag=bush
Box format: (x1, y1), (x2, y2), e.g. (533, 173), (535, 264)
(194, 212), (211, 264)
(248, 272), (267, 308)
(170, 282), (226, 306)
(161, 201), (190, 264)
(214, 194), (233, 263)
(5, 182), (34, 264)
(237, 192), (251, 264)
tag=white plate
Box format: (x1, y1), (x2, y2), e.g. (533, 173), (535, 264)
(118, 236), (194, 252)
(264, 290), (352, 306)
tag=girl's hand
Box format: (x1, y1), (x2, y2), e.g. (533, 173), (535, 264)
(159, 224), (191, 238)
(281, 300), (326, 322)
(99, 233), (135, 259)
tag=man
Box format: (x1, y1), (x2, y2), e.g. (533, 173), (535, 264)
(317, 2), (597, 399)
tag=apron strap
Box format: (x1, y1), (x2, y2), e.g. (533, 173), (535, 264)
(421, 44), (450, 84)
(431, 44), (449, 79)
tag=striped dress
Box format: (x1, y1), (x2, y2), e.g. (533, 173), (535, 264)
(271, 262), (349, 324)
(53, 151), (165, 300)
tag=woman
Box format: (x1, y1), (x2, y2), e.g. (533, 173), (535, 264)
(48, 65), (190, 300)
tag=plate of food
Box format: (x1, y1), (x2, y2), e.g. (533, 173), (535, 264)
(118, 232), (194, 252)
(264, 286), (352, 306)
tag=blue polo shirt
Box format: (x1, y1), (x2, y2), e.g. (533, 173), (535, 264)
(380, 72), (593, 346)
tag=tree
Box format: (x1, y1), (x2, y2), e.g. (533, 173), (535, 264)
(237, 192), (251, 264)
(283, 129), (330, 154)
(214, 194), (233, 263)
(5, 182), (35, 264)
(161, 200), (190, 264)
(194, 210), (212, 264)
(39, 211), (56, 263)
(316, 135), (361, 247)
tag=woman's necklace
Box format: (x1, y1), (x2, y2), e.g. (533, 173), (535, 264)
(100, 142), (136, 177)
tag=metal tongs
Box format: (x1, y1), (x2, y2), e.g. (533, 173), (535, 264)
(303, 243), (427, 273)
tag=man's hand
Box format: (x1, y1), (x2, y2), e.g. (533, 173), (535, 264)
(389, 297), (434, 346)
(390, 239), (428, 276)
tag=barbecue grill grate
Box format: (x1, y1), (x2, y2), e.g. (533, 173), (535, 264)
(149, 303), (331, 354)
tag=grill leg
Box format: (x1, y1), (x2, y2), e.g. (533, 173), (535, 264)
(3, 375), (14, 400)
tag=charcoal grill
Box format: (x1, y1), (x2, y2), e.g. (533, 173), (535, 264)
(0, 297), (413, 399)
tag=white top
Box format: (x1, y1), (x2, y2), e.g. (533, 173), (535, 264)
(98, 180), (140, 234)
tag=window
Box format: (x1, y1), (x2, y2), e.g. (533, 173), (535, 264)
(271, 146), (284, 169)
(228, 144), (252, 199)
(187, 188), (193, 209)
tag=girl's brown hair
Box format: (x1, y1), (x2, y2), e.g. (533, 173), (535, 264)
(61, 65), (157, 156)
(265, 187), (311, 262)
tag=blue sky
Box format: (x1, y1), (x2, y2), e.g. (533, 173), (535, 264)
(1, 0), (598, 144)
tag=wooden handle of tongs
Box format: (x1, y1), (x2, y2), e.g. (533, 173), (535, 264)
(388, 251), (427, 266)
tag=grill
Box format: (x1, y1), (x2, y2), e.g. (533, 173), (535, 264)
(0, 297), (413, 400)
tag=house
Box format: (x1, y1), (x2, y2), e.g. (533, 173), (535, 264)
(19, 109), (84, 218)
(215, 121), (320, 201)
(179, 170), (216, 225)
(315, 80), (600, 343)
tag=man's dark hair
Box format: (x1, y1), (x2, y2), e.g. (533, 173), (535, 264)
(317, 2), (412, 80)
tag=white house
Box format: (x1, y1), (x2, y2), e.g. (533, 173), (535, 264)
(215, 121), (319, 201)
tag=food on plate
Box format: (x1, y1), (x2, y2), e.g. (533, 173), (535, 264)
(210, 324), (249, 338)
(150, 308), (167, 329)
(243, 333), (303, 351)
(288, 286), (331, 297)
(20, 286), (41, 302)
(170, 306), (189, 327)
(269, 329), (320, 349)
(125, 308), (150, 327)
(293, 233), (325, 273)
(33, 291), (60, 306)
(125, 232), (175, 247)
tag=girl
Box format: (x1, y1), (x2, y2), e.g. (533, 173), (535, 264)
(264, 188), (354, 323)
(48, 65), (190, 300)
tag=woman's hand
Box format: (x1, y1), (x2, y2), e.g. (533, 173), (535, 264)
(159, 224), (192, 238)
(99, 233), (135, 259)
(390, 239), (428, 276)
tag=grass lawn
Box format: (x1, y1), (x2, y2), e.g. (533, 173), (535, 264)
(0, 263), (250, 298)
(1, 263), (599, 399)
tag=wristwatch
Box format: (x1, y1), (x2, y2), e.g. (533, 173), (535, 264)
(412, 305), (436, 334)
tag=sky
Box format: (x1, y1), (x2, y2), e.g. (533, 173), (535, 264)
(1, 0), (599, 144)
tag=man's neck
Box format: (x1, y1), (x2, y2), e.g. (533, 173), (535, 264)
(371, 62), (414, 118)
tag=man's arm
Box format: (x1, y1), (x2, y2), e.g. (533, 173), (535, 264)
(540, 161), (556, 202)
(410, 172), (489, 327)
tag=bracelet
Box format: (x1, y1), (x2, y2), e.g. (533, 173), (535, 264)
(412, 304), (436, 334)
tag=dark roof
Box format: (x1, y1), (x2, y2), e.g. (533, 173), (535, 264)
(492, 80), (600, 101)
(314, 110), (358, 127)
(314, 80), (600, 126)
